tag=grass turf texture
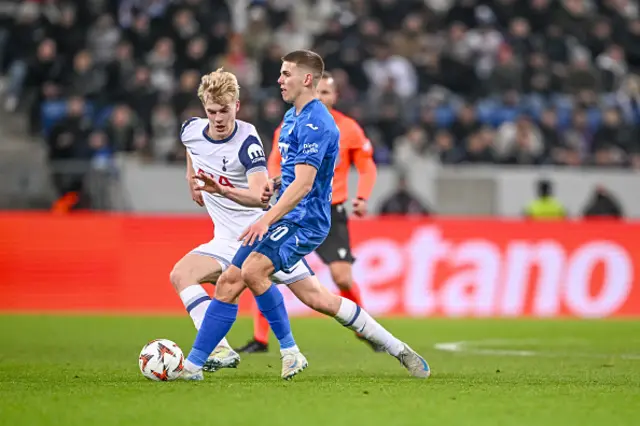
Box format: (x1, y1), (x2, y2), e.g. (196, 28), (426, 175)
(1, 316), (639, 426)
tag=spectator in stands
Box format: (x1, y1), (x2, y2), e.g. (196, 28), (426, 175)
(363, 40), (417, 100)
(64, 50), (106, 101)
(255, 97), (285, 157)
(393, 126), (429, 170)
(3, 0), (640, 213)
(151, 103), (179, 161)
(561, 109), (593, 166)
(433, 129), (461, 164)
(104, 41), (137, 103)
(47, 96), (92, 210)
(495, 114), (544, 164)
(592, 108), (631, 166)
(379, 174), (430, 216)
(450, 103), (481, 144)
(105, 104), (143, 154)
(86, 14), (121, 65)
(582, 185), (624, 218)
(459, 128), (497, 164)
(125, 65), (158, 134)
(176, 36), (209, 76)
(172, 70), (200, 119)
(539, 108), (562, 160)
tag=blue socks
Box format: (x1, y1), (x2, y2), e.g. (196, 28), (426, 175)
(186, 285), (295, 368)
(255, 285), (296, 349)
(186, 299), (238, 367)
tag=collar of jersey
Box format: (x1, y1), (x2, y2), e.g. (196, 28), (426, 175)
(294, 99), (320, 117)
(202, 121), (238, 144)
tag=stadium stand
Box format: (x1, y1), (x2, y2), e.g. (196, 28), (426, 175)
(0, 0), (639, 211)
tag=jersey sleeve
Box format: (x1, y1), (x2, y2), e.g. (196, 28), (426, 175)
(179, 117), (199, 143)
(238, 135), (268, 175)
(294, 120), (338, 170)
(267, 124), (283, 177)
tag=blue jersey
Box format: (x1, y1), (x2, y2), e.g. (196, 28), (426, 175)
(277, 99), (340, 236)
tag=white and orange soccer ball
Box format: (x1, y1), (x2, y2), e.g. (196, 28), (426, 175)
(138, 339), (184, 381)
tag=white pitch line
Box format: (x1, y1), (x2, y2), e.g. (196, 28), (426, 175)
(434, 340), (640, 360)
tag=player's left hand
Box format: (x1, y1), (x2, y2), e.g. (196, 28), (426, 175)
(239, 218), (269, 246)
(352, 198), (368, 217)
(192, 172), (223, 195)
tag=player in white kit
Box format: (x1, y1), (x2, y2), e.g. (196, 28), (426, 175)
(169, 68), (312, 371)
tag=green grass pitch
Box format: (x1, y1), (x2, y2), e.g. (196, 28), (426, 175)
(1, 315), (639, 426)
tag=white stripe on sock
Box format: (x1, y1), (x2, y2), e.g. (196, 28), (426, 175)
(179, 285), (210, 330)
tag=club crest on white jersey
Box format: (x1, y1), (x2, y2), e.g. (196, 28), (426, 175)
(181, 118), (267, 240)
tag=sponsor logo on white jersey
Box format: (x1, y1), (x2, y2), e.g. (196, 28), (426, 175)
(248, 143), (265, 162)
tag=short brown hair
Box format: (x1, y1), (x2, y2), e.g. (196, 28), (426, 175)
(197, 68), (240, 105)
(282, 50), (325, 86)
(321, 71), (333, 80)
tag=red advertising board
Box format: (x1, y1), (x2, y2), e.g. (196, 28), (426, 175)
(0, 213), (638, 317)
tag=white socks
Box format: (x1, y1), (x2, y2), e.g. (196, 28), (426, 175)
(179, 285), (230, 348)
(334, 297), (404, 357)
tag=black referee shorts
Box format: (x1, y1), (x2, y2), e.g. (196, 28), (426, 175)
(315, 203), (355, 264)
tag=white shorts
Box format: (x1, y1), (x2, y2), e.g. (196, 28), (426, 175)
(190, 238), (313, 285)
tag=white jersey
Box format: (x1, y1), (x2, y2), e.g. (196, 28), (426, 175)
(181, 118), (267, 240)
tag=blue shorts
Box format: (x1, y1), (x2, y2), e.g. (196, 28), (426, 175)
(232, 220), (325, 274)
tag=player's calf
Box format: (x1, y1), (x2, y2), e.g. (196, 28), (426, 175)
(329, 261), (354, 291)
(212, 266), (245, 304)
(290, 278), (342, 316)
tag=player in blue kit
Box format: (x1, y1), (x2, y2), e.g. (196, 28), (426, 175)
(180, 51), (430, 381)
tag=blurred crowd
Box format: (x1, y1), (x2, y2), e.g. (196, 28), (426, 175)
(1, 0), (640, 174)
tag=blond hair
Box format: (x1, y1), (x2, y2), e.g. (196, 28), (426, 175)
(197, 68), (240, 105)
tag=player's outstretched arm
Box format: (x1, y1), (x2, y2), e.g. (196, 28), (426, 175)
(260, 164), (317, 225)
(193, 171), (271, 208)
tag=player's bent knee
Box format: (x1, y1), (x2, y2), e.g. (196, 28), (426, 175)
(169, 264), (189, 292)
(240, 254), (272, 289)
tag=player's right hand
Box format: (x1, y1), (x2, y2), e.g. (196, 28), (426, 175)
(188, 175), (205, 207)
(192, 172), (223, 196)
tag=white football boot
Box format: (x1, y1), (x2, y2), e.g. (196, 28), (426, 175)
(178, 365), (204, 381)
(280, 348), (308, 380)
(202, 345), (241, 372)
(395, 344), (431, 378)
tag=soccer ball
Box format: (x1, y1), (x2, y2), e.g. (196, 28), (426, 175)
(138, 339), (184, 381)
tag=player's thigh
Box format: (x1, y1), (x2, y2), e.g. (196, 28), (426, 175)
(170, 253), (222, 290)
(287, 274), (341, 316)
(238, 220), (302, 273)
(257, 221), (323, 273)
(171, 238), (237, 288)
(215, 265), (247, 303)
